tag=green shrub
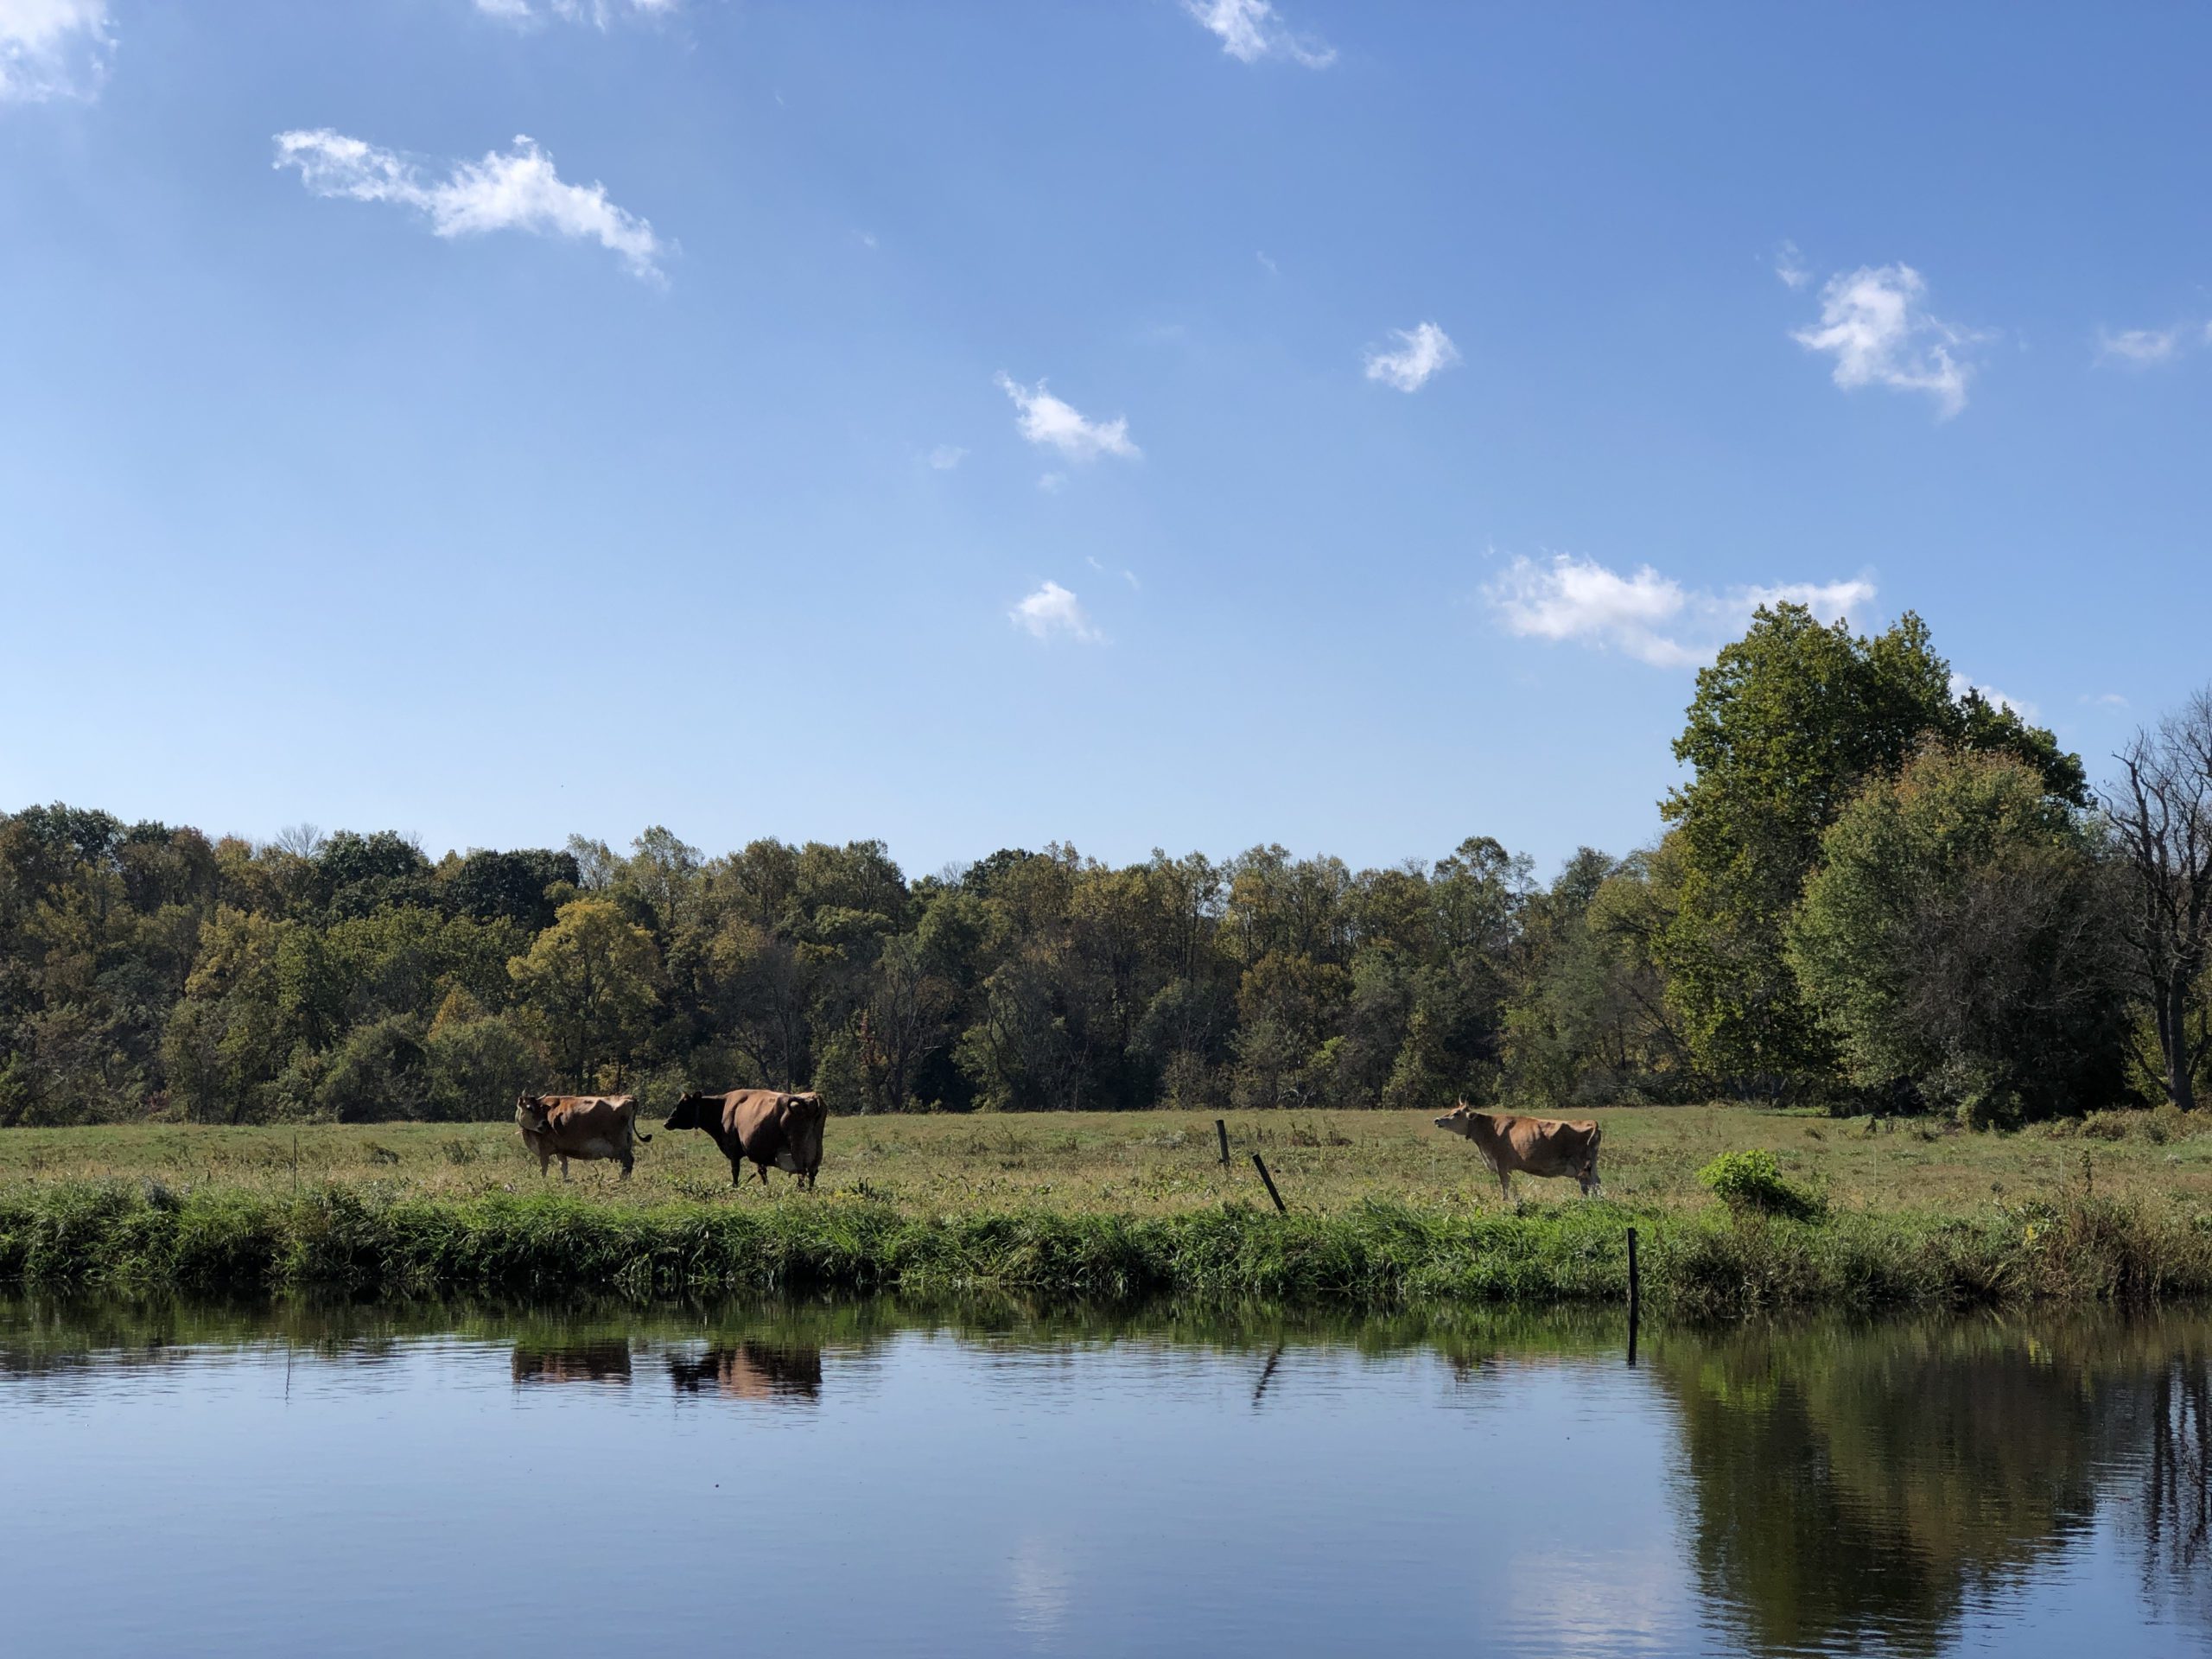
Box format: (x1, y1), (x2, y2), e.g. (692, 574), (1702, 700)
(1697, 1149), (1825, 1222)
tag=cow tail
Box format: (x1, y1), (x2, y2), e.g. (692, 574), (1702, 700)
(633, 1128), (652, 1143)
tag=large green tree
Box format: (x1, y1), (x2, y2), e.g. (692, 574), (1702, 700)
(1788, 747), (2131, 1123)
(507, 898), (664, 1090)
(1658, 605), (2083, 1093)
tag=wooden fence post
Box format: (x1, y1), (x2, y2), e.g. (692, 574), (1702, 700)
(1251, 1153), (1287, 1214)
(1216, 1118), (1230, 1167)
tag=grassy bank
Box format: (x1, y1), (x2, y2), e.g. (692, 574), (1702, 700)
(10, 1108), (2212, 1315)
(4, 1179), (2210, 1319)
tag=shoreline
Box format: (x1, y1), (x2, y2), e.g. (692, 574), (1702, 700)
(5, 1181), (2209, 1319)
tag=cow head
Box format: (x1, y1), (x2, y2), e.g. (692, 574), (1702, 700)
(515, 1095), (551, 1134)
(1433, 1100), (1479, 1138)
(782, 1090), (827, 1173)
(664, 1092), (713, 1131)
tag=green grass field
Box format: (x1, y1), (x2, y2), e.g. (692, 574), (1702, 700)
(8, 1107), (2212, 1315)
(3, 1104), (2205, 1218)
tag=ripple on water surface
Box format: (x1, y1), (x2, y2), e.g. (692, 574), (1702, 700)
(3, 1301), (2210, 1657)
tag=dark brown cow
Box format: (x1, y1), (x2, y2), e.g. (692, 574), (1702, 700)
(1432, 1102), (1603, 1199)
(514, 1094), (650, 1179)
(663, 1089), (826, 1189)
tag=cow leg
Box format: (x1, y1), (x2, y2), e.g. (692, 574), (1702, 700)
(560, 1154), (570, 1182)
(620, 1154), (633, 1179)
(1497, 1169), (1512, 1204)
(758, 1164), (771, 1187)
(728, 1159), (743, 1188)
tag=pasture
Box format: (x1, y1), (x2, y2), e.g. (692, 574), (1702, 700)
(3, 1104), (2208, 1219)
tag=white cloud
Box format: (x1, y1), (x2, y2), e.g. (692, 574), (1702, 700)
(995, 374), (1139, 461)
(1255, 250), (1280, 276)
(0, 0), (111, 102)
(1036, 472), (1067, 493)
(1774, 239), (1810, 289)
(1949, 671), (2036, 721)
(1791, 264), (1979, 417)
(1009, 581), (1101, 644)
(475, 0), (678, 26)
(1182, 0), (1334, 67)
(925, 444), (967, 471)
(272, 130), (667, 281)
(1363, 321), (1460, 392)
(855, 229), (879, 251)
(1486, 553), (1876, 670)
(2096, 325), (2191, 366)
(2082, 691), (2130, 709)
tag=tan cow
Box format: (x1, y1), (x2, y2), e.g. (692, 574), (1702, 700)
(663, 1089), (826, 1189)
(515, 1094), (651, 1179)
(1432, 1102), (1603, 1199)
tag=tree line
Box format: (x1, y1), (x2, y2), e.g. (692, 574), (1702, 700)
(4, 606), (2209, 1126)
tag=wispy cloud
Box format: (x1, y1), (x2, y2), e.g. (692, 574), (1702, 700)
(1036, 472), (1067, 493)
(1010, 581), (1101, 644)
(1486, 553), (1876, 669)
(1949, 672), (2036, 721)
(2095, 324), (2196, 367)
(1182, 0), (1334, 67)
(1792, 264), (1980, 418)
(272, 130), (668, 282)
(995, 374), (1139, 461)
(1363, 321), (1460, 392)
(1773, 239), (1811, 289)
(474, 0), (678, 26)
(0, 0), (111, 102)
(1088, 554), (1140, 591)
(925, 444), (967, 471)
(2081, 691), (2130, 709)
(1255, 250), (1280, 276)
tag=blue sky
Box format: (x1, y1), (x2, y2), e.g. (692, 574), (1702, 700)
(4, 2), (2209, 880)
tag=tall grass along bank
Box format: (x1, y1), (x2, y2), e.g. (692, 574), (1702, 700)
(6, 1181), (2212, 1318)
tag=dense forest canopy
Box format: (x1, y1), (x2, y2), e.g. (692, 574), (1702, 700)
(3, 607), (2208, 1127)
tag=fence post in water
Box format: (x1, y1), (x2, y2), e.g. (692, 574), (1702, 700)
(1251, 1152), (1287, 1214)
(1625, 1226), (1642, 1367)
(1216, 1118), (1230, 1168)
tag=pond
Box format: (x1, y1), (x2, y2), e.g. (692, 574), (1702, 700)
(3, 1298), (2209, 1656)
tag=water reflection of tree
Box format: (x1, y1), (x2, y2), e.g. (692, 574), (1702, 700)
(1652, 1322), (2108, 1657)
(2137, 1352), (2212, 1628)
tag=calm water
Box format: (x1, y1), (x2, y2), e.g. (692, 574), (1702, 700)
(4, 1299), (2211, 1657)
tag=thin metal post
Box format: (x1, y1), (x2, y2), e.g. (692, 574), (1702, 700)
(1625, 1225), (1642, 1367)
(1216, 1118), (1230, 1167)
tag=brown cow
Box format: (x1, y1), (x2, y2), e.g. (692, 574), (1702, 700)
(666, 1342), (823, 1402)
(514, 1094), (651, 1179)
(663, 1089), (826, 1189)
(1432, 1102), (1603, 1199)
(512, 1343), (633, 1386)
